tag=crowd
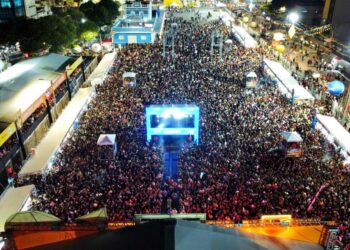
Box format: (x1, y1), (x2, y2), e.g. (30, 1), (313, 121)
(21, 9), (349, 246)
(0, 135), (18, 160)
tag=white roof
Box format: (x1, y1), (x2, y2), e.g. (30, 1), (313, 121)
(264, 59), (315, 101)
(281, 131), (303, 142)
(97, 134), (116, 145)
(0, 185), (34, 232)
(317, 114), (350, 154)
(232, 26), (258, 48)
(88, 52), (116, 86)
(0, 53), (70, 123)
(122, 72), (136, 78)
(246, 71), (257, 78)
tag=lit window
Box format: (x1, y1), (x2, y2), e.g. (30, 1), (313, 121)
(1, 0), (11, 8)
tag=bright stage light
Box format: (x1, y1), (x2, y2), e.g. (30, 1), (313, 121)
(288, 12), (299, 24)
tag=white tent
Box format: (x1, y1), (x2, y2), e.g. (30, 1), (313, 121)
(97, 134), (116, 146)
(317, 114), (350, 154)
(246, 71), (257, 78)
(122, 72), (136, 78)
(231, 26), (258, 48)
(263, 59), (314, 102)
(88, 52), (116, 86)
(281, 131), (303, 142)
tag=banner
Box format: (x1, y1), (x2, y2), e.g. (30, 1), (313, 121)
(0, 122), (17, 147)
(66, 56), (83, 77)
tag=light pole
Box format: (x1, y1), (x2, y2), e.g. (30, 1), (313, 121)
(39, 78), (58, 120)
(287, 12), (299, 40)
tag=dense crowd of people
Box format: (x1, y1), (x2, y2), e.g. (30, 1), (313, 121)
(23, 10), (349, 248)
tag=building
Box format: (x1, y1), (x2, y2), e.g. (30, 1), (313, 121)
(323, 0), (350, 47)
(111, 0), (165, 45)
(0, 53), (97, 195)
(0, 0), (51, 20)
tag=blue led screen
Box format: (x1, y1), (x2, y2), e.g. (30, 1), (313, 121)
(145, 105), (200, 144)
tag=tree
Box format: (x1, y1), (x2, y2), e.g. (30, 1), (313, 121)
(38, 15), (77, 52)
(80, 0), (120, 26)
(99, 0), (121, 22)
(79, 20), (99, 42)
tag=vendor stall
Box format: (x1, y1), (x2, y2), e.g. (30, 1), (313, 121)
(281, 131), (303, 157)
(97, 134), (117, 159)
(122, 72), (137, 87)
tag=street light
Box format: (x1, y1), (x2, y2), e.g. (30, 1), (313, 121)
(287, 12), (299, 39)
(39, 78), (58, 120)
(81, 18), (87, 24)
(288, 12), (299, 24)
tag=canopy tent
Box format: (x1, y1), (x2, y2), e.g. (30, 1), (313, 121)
(122, 72), (136, 78)
(281, 131), (303, 142)
(88, 52), (116, 86)
(0, 185), (34, 232)
(246, 71), (258, 88)
(97, 134), (116, 146)
(6, 211), (61, 225)
(122, 72), (137, 87)
(0, 53), (72, 123)
(317, 114), (350, 155)
(97, 134), (117, 159)
(263, 59), (315, 102)
(246, 71), (257, 78)
(76, 208), (108, 222)
(231, 25), (258, 48)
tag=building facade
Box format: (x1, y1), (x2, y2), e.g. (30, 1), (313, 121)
(0, 0), (51, 20)
(111, 0), (165, 46)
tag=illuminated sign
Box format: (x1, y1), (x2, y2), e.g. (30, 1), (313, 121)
(145, 105), (200, 144)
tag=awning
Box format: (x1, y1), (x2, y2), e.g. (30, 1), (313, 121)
(6, 211), (61, 224)
(281, 131), (303, 142)
(232, 26), (258, 48)
(88, 52), (116, 86)
(122, 72), (136, 78)
(0, 185), (34, 232)
(76, 208), (108, 222)
(0, 53), (72, 123)
(264, 59), (314, 101)
(317, 114), (350, 154)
